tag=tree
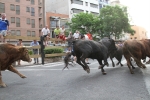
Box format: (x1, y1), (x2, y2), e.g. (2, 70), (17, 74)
(99, 5), (135, 39)
(67, 12), (99, 34)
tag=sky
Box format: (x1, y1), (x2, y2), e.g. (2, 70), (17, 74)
(119, 0), (150, 38)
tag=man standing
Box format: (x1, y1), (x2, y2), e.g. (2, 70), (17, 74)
(59, 25), (66, 44)
(73, 30), (80, 40)
(41, 25), (50, 45)
(30, 40), (39, 64)
(0, 13), (9, 43)
(54, 26), (60, 44)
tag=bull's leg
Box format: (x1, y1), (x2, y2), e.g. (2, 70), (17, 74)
(80, 55), (90, 74)
(97, 59), (107, 75)
(7, 65), (26, 78)
(135, 58), (146, 69)
(126, 58), (134, 74)
(110, 56), (115, 67)
(0, 71), (7, 88)
(76, 56), (87, 72)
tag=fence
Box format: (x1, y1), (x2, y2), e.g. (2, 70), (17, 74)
(5, 35), (67, 65)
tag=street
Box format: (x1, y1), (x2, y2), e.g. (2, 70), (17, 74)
(1, 58), (150, 100)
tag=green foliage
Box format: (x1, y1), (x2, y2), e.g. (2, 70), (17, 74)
(44, 48), (63, 54)
(28, 50), (33, 55)
(99, 5), (135, 39)
(67, 12), (99, 34)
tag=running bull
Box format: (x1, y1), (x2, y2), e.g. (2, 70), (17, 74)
(0, 44), (32, 87)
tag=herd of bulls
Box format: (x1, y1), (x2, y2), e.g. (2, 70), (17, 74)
(64, 38), (150, 75)
(0, 38), (150, 88)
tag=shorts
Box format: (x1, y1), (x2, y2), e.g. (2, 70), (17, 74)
(0, 30), (7, 36)
(59, 35), (65, 41)
(71, 51), (76, 56)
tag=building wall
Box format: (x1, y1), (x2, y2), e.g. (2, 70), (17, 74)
(46, 12), (69, 37)
(130, 25), (147, 40)
(0, 0), (45, 37)
(45, 0), (69, 15)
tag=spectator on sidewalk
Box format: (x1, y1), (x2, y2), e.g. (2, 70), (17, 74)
(16, 39), (24, 65)
(59, 25), (66, 44)
(41, 25), (50, 46)
(30, 39), (39, 64)
(0, 13), (9, 43)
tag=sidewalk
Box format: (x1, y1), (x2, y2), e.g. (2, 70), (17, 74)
(14, 58), (41, 67)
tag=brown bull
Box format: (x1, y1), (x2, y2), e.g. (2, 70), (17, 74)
(0, 43), (32, 87)
(123, 39), (150, 74)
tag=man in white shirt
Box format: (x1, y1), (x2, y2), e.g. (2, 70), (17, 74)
(73, 30), (80, 40)
(41, 25), (50, 46)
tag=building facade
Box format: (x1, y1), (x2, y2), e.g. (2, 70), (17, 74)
(99, 0), (109, 10)
(130, 25), (147, 40)
(45, 0), (99, 19)
(0, 0), (45, 37)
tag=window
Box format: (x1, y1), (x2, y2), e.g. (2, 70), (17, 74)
(31, 19), (35, 28)
(90, 3), (98, 8)
(26, 7), (30, 12)
(11, 30), (16, 36)
(85, 2), (88, 6)
(16, 30), (21, 36)
(71, 0), (83, 5)
(27, 30), (31, 36)
(99, 4), (102, 9)
(31, 31), (35, 37)
(16, 17), (20, 27)
(71, 8), (84, 13)
(26, 18), (30, 24)
(10, 4), (15, 11)
(11, 17), (15, 23)
(16, 0), (20, 2)
(31, 7), (35, 16)
(16, 5), (20, 15)
(31, 0), (35, 4)
(0, 3), (5, 13)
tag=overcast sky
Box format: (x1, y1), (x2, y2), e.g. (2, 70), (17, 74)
(120, 0), (150, 38)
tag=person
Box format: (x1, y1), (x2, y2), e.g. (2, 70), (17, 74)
(54, 26), (60, 44)
(0, 13), (9, 43)
(59, 25), (66, 44)
(67, 32), (74, 47)
(41, 25), (50, 46)
(30, 39), (39, 64)
(16, 39), (24, 65)
(73, 30), (80, 40)
(86, 31), (93, 40)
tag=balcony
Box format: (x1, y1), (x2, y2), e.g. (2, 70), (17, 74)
(39, 13), (42, 18)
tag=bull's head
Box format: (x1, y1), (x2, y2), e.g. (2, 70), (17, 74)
(19, 47), (32, 62)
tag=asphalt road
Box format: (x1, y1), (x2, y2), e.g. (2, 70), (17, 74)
(1, 58), (150, 100)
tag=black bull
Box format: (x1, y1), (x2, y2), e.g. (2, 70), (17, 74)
(64, 38), (117, 75)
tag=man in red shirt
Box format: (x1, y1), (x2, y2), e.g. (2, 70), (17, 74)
(86, 32), (92, 40)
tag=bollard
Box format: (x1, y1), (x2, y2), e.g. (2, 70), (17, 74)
(40, 36), (45, 65)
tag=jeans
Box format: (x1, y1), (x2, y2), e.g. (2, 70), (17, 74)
(33, 49), (38, 63)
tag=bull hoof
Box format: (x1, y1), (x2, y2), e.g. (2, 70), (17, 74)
(98, 66), (102, 69)
(86, 69), (90, 74)
(0, 83), (7, 88)
(102, 72), (107, 75)
(130, 71), (134, 74)
(21, 75), (27, 78)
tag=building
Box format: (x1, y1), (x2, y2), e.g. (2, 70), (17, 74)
(0, 0), (45, 38)
(99, 0), (109, 10)
(46, 12), (69, 38)
(130, 25), (147, 40)
(45, 0), (99, 19)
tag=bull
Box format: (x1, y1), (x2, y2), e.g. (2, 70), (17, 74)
(110, 45), (123, 67)
(123, 39), (150, 74)
(64, 38), (117, 75)
(0, 44), (32, 87)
